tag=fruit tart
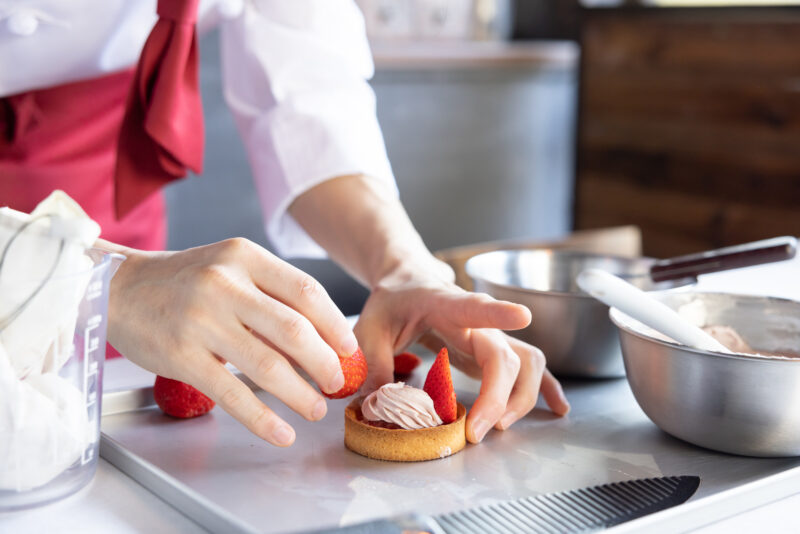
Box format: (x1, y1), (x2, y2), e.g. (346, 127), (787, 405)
(345, 348), (466, 461)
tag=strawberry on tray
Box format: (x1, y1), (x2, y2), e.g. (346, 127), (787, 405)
(153, 376), (215, 418)
(393, 351), (422, 381)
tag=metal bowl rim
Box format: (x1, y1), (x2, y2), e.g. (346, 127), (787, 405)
(470, 276), (600, 299)
(465, 249), (675, 298)
(609, 291), (800, 364)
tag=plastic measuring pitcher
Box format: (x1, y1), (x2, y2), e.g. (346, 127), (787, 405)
(0, 250), (124, 511)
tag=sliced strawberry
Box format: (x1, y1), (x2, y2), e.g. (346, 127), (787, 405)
(323, 347), (368, 399)
(153, 376), (215, 418)
(393, 352), (422, 380)
(423, 347), (457, 423)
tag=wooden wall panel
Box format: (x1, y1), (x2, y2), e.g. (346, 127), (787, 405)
(574, 8), (800, 257)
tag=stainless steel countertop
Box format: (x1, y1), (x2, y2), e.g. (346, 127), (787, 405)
(101, 359), (800, 533)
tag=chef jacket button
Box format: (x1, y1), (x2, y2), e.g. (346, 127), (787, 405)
(7, 12), (39, 36)
(218, 0), (244, 19)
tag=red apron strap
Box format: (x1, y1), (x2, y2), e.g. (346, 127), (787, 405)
(113, 0), (204, 220)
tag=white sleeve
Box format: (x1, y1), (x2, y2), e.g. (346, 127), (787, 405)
(219, 0), (397, 259)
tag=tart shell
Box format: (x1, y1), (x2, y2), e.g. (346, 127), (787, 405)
(344, 399), (467, 462)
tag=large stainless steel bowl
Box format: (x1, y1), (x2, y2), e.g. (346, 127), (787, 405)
(464, 249), (694, 377)
(611, 292), (800, 457)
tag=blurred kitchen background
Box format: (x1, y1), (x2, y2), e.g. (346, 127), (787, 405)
(165, 0), (800, 315)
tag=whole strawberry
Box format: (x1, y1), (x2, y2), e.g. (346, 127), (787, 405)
(323, 347), (368, 399)
(423, 347), (457, 424)
(154, 376), (215, 418)
(393, 351), (422, 381)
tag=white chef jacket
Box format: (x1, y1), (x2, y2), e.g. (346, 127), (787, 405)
(0, 0), (396, 258)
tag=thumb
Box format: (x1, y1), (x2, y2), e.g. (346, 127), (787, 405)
(353, 315), (394, 394)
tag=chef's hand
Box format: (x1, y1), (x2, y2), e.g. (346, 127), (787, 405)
(101, 238), (356, 447)
(287, 174), (570, 443)
(355, 262), (571, 444)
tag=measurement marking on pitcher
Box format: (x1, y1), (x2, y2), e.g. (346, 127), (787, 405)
(86, 280), (103, 301)
(82, 313), (103, 465)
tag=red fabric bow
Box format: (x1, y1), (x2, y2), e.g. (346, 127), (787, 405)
(114, 0), (204, 219)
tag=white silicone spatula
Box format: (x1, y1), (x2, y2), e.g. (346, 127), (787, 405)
(576, 268), (733, 354)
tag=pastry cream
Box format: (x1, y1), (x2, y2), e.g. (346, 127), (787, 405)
(361, 382), (442, 430)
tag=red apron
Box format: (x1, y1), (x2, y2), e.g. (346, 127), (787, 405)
(0, 69), (167, 252)
(0, 69), (168, 358)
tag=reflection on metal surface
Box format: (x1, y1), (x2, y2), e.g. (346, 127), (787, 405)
(341, 475), (486, 526)
(102, 387), (155, 416)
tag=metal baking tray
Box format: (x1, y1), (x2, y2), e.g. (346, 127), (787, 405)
(100, 357), (800, 534)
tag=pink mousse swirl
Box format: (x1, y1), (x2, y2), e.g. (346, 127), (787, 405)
(361, 383), (442, 429)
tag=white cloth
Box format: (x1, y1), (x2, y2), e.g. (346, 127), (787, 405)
(0, 191), (100, 379)
(0, 348), (92, 492)
(0, 191), (99, 491)
(0, 0), (396, 257)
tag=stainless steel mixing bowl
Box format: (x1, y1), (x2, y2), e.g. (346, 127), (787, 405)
(611, 292), (800, 457)
(464, 249), (694, 377)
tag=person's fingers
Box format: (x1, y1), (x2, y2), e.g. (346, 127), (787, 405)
(233, 287), (344, 395)
(189, 358), (296, 447)
(425, 290), (531, 332)
(210, 325), (329, 423)
(540, 367), (571, 416)
(424, 331), (569, 424)
(234, 240), (358, 358)
(494, 341), (546, 430)
(353, 314), (394, 393)
(465, 329), (521, 444)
